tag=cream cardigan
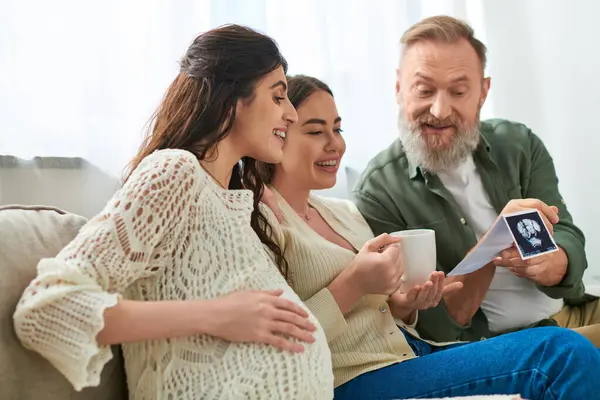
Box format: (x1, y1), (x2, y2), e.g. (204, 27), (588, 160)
(268, 188), (454, 388)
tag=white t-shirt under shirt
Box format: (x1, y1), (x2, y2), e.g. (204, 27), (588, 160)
(437, 155), (563, 333)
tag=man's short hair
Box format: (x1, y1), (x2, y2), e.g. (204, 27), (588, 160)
(400, 15), (487, 72)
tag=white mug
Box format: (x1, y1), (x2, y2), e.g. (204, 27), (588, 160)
(390, 229), (437, 291)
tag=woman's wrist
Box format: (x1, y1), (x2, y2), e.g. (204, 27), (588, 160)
(191, 298), (221, 337)
(389, 297), (416, 324)
(396, 308), (417, 325)
(328, 268), (364, 314)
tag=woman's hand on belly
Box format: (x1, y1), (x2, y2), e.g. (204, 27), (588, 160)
(200, 289), (317, 353)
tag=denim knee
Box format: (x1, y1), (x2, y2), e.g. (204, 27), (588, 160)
(540, 326), (595, 348)
(533, 326), (598, 363)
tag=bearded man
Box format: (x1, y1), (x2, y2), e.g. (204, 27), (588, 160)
(354, 15), (599, 343)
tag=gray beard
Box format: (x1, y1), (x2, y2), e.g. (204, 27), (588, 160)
(398, 109), (481, 175)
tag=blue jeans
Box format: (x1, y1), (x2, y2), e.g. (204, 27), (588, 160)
(334, 326), (600, 400)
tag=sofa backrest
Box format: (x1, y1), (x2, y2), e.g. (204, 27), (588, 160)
(0, 205), (127, 400)
(0, 156), (120, 219)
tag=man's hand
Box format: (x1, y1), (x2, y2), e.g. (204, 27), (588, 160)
(493, 245), (568, 286)
(499, 199), (559, 235)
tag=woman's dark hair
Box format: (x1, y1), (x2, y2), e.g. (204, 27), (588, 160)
(287, 75), (333, 108)
(124, 24), (289, 279)
(257, 75), (334, 184)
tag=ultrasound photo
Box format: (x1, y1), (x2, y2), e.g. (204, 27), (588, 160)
(503, 210), (558, 260)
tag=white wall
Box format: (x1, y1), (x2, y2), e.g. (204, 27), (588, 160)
(479, 0), (600, 282)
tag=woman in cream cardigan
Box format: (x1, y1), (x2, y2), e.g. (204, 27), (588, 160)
(259, 74), (600, 400)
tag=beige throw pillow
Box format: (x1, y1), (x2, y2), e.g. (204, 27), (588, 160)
(0, 205), (127, 400)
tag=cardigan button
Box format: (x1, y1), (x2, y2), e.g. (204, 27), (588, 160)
(460, 217), (467, 225)
(379, 305), (387, 313)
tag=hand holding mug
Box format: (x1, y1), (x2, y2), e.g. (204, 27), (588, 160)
(347, 233), (404, 296)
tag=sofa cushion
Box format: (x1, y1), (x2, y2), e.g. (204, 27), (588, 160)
(0, 205), (127, 400)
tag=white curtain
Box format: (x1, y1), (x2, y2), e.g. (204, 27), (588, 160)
(0, 0), (485, 178)
(1, 0), (599, 281)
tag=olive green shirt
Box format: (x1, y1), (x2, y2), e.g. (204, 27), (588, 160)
(353, 119), (587, 342)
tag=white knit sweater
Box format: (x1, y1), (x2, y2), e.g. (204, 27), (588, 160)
(13, 149), (333, 400)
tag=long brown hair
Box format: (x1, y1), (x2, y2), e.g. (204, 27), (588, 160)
(124, 24), (289, 279)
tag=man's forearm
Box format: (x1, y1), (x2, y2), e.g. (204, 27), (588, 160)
(443, 263), (496, 325)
